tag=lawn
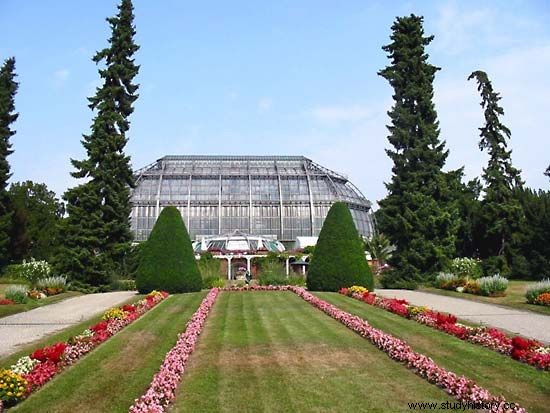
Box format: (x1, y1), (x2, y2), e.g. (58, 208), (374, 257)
(420, 280), (550, 316)
(0, 283), (83, 318)
(171, 291), (454, 413)
(316, 292), (550, 413)
(10, 292), (207, 413)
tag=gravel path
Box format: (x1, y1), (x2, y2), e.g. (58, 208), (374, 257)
(376, 289), (550, 343)
(0, 291), (136, 358)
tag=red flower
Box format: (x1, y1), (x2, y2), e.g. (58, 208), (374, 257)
(30, 343), (66, 364)
(0, 298), (14, 305)
(511, 336), (530, 351)
(122, 304), (137, 313)
(24, 360), (59, 391)
(90, 321), (108, 333)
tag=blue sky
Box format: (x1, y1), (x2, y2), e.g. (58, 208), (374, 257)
(2, 0), (549, 206)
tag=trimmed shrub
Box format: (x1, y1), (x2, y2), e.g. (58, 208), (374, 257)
(477, 275), (508, 296)
(136, 207), (202, 293)
(526, 279), (550, 304)
(5, 285), (29, 304)
(307, 202), (374, 291)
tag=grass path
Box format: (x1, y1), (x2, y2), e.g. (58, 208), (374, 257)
(316, 292), (550, 413)
(11, 292), (207, 413)
(171, 291), (454, 413)
(420, 280), (550, 316)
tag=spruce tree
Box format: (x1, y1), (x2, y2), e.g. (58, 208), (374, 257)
(468, 71), (524, 276)
(56, 0), (139, 285)
(307, 202), (374, 292)
(0, 57), (18, 267)
(376, 15), (458, 288)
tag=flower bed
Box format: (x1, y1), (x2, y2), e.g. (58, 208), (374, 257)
(129, 288), (220, 413)
(339, 288), (550, 370)
(0, 290), (168, 409)
(293, 287), (525, 412)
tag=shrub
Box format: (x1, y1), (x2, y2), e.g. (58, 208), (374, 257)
(307, 202), (374, 291)
(448, 257), (482, 279)
(20, 259), (52, 285)
(481, 256), (510, 277)
(5, 285), (29, 304)
(477, 275), (508, 296)
(1, 264), (24, 281)
(136, 206), (202, 293)
(287, 275), (306, 287)
(463, 279), (480, 295)
(110, 279), (137, 291)
(36, 276), (67, 292)
(202, 276), (226, 289)
(198, 252), (221, 280)
(526, 279), (550, 304)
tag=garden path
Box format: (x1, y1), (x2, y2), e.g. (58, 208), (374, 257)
(0, 291), (135, 358)
(376, 289), (550, 343)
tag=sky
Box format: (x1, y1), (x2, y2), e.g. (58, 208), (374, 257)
(2, 0), (549, 207)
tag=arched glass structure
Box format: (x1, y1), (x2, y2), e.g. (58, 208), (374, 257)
(130, 155), (374, 242)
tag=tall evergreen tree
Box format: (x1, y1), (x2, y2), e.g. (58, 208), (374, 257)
(56, 0), (139, 285)
(468, 71), (524, 276)
(0, 57), (18, 267)
(545, 165), (550, 180)
(376, 15), (458, 288)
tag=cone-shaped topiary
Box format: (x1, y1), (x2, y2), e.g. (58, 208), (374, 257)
(136, 206), (202, 293)
(307, 202), (374, 291)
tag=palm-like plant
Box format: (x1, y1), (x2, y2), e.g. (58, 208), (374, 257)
(364, 233), (393, 267)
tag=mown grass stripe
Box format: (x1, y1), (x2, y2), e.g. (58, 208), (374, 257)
(316, 292), (550, 413)
(172, 291), (454, 413)
(11, 292), (207, 413)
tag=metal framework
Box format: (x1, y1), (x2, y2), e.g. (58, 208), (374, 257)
(130, 155), (375, 242)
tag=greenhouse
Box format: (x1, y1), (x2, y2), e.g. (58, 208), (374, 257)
(130, 155), (375, 244)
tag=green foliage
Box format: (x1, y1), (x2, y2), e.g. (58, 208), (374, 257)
(468, 71), (525, 276)
(481, 256), (509, 278)
(512, 188), (550, 279)
(307, 202), (373, 291)
(20, 258), (52, 286)
(363, 233), (393, 264)
(477, 275), (508, 296)
(8, 181), (64, 262)
(202, 276), (225, 289)
(448, 257), (482, 279)
(5, 284), (28, 303)
(302, 245), (315, 255)
(526, 279), (550, 304)
(57, 0), (140, 285)
(0, 57), (18, 267)
(1, 263), (24, 281)
(110, 279), (136, 291)
(198, 252), (221, 279)
(136, 207), (201, 293)
(376, 15), (459, 288)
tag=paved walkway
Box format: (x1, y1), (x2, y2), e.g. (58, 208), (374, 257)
(0, 291), (136, 358)
(376, 289), (550, 344)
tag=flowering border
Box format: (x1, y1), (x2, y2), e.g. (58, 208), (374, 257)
(290, 287), (525, 412)
(339, 288), (549, 370)
(0, 291), (169, 409)
(129, 288), (220, 413)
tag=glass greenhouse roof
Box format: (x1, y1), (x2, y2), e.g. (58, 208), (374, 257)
(130, 155), (374, 242)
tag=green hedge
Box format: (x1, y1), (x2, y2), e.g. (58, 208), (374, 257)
(136, 207), (202, 293)
(307, 202), (374, 291)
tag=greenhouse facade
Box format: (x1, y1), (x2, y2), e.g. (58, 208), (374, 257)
(130, 155), (374, 244)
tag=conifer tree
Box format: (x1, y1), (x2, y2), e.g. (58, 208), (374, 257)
(468, 71), (524, 275)
(376, 15), (458, 288)
(56, 0), (139, 285)
(0, 57), (18, 266)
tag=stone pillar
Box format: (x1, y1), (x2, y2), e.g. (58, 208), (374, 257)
(227, 256), (232, 280)
(285, 258), (290, 276)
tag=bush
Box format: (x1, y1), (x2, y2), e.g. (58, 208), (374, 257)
(1, 264), (24, 281)
(67, 280), (99, 294)
(110, 279), (137, 291)
(307, 202), (374, 291)
(477, 275), (508, 296)
(481, 256), (510, 277)
(20, 259), (52, 286)
(534, 292), (550, 306)
(448, 257), (482, 279)
(202, 276), (225, 289)
(36, 276), (67, 295)
(198, 252), (221, 282)
(5, 285), (29, 304)
(258, 260), (287, 286)
(136, 206), (202, 293)
(435, 273), (465, 290)
(463, 279), (480, 295)
(526, 278), (550, 304)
